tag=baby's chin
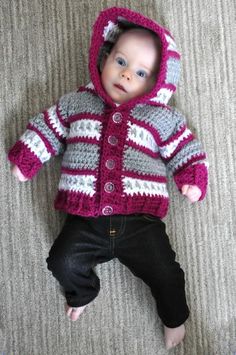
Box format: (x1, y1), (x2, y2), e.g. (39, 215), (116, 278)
(110, 94), (130, 105)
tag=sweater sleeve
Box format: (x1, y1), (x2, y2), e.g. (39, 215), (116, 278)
(8, 92), (73, 179)
(158, 108), (208, 200)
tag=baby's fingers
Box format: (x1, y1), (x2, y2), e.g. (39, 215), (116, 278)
(188, 191), (201, 203)
(181, 185), (189, 195)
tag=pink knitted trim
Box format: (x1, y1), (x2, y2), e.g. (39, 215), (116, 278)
(61, 167), (97, 176)
(128, 115), (162, 144)
(54, 189), (169, 218)
(54, 190), (97, 216)
(174, 154), (207, 175)
(123, 170), (167, 183)
(162, 83), (176, 91)
(66, 136), (99, 145)
(115, 194), (169, 218)
(162, 135), (195, 162)
(168, 51), (181, 59)
(89, 7), (170, 110)
(68, 112), (103, 124)
(8, 140), (42, 179)
(174, 163), (208, 200)
(163, 28), (174, 39)
(159, 124), (187, 146)
(126, 139), (160, 158)
(78, 86), (97, 95)
(145, 102), (172, 110)
(56, 105), (70, 128)
(27, 124), (56, 155)
(44, 110), (66, 144)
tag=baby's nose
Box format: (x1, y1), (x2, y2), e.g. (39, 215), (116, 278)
(121, 70), (131, 81)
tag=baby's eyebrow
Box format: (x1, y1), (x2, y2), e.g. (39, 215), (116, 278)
(114, 50), (126, 57)
(139, 64), (152, 72)
(114, 50), (153, 74)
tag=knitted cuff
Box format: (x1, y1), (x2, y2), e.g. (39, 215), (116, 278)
(8, 141), (42, 179)
(174, 163), (208, 201)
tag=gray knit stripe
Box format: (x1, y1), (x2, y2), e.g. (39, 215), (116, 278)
(62, 143), (100, 170)
(166, 140), (205, 174)
(130, 104), (170, 127)
(166, 58), (181, 86)
(29, 113), (65, 155)
(59, 91), (105, 118)
(123, 146), (167, 177)
(130, 105), (187, 142)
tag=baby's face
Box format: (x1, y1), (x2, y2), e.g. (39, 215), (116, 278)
(101, 30), (160, 104)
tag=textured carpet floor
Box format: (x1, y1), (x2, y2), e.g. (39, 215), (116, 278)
(1, 1), (235, 354)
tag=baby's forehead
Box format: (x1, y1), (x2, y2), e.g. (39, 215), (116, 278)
(114, 28), (161, 52)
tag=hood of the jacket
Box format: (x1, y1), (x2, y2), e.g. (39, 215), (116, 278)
(89, 7), (181, 109)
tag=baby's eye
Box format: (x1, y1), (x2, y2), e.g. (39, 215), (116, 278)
(137, 70), (147, 78)
(116, 57), (126, 66)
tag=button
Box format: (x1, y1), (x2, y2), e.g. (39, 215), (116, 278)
(102, 206), (113, 215)
(108, 135), (118, 145)
(105, 159), (115, 170)
(112, 112), (122, 124)
(104, 182), (115, 193)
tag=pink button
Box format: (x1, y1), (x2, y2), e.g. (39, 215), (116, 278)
(108, 135), (118, 145)
(104, 182), (115, 193)
(105, 159), (115, 170)
(112, 112), (122, 124)
(102, 206), (113, 215)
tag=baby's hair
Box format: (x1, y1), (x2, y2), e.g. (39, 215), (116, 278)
(98, 23), (161, 73)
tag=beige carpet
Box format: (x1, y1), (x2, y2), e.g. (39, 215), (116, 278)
(1, 0), (236, 354)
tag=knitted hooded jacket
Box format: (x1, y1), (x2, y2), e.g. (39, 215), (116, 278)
(8, 7), (208, 218)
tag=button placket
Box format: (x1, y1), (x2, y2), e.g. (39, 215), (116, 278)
(108, 135), (118, 146)
(102, 112), (124, 216)
(104, 182), (115, 193)
(102, 206), (113, 215)
(112, 112), (122, 124)
(105, 159), (115, 170)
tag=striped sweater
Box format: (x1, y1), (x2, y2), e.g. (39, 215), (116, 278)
(8, 7), (208, 218)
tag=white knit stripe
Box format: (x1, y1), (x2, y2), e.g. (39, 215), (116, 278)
(68, 119), (102, 140)
(47, 105), (68, 138)
(85, 82), (95, 90)
(150, 88), (173, 105)
(122, 176), (169, 197)
(165, 34), (180, 55)
(58, 174), (96, 197)
(127, 121), (158, 153)
(159, 127), (192, 158)
(20, 129), (51, 163)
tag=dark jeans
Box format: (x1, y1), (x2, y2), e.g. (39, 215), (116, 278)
(46, 214), (189, 328)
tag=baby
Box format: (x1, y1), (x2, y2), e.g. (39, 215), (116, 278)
(9, 7), (208, 350)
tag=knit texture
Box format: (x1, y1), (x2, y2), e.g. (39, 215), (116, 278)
(8, 7), (208, 218)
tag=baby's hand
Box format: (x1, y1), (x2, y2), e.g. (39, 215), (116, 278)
(12, 165), (29, 182)
(181, 184), (201, 203)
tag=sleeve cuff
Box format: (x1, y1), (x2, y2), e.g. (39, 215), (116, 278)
(8, 141), (42, 179)
(174, 163), (208, 201)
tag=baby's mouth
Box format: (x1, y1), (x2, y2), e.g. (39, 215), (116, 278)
(114, 84), (127, 93)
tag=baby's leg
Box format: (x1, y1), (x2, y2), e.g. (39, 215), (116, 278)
(114, 215), (189, 348)
(164, 324), (186, 350)
(46, 215), (112, 313)
(65, 303), (87, 321)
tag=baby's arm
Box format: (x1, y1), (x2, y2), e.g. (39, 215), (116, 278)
(8, 92), (74, 180)
(159, 108), (208, 201)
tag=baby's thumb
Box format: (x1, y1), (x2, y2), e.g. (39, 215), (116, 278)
(181, 185), (189, 195)
(12, 165), (28, 182)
